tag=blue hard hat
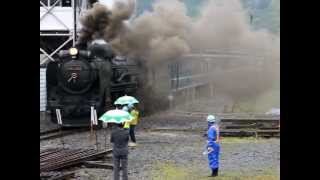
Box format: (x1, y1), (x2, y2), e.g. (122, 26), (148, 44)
(128, 103), (134, 109)
(122, 106), (129, 112)
(207, 115), (216, 122)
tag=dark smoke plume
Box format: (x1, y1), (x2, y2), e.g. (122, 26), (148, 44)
(78, 0), (280, 111)
(77, 0), (135, 45)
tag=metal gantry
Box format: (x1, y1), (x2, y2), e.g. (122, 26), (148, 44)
(40, 0), (138, 66)
(40, 0), (87, 66)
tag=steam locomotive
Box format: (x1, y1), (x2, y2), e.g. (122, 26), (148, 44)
(46, 39), (142, 127)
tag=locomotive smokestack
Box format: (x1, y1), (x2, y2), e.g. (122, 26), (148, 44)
(89, 39), (114, 59)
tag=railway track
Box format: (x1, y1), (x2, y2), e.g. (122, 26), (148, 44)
(173, 111), (280, 119)
(40, 148), (111, 172)
(145, 112), (280, 138)
(40, 171), (75, 180)
(40, 112), (280, 141)
(40, 148), (112, 179)
(40, 128), (88, 141)
(145, 128), (279, 137)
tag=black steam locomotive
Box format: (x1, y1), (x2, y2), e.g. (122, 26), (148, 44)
(46, 39), (142, 127)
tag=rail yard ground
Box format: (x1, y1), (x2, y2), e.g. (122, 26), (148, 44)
(40, 129), (279, 179)
(40, 112), (279, 180)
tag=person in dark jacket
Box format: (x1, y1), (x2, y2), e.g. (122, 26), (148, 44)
(110, 123), (129, 180)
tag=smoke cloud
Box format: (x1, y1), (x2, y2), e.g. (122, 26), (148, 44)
(78, 0), (135, 44)
(78, 0), (280, 111)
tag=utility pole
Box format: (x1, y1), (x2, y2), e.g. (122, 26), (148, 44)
(250, 13), (253, 25)
(72, 0), (77, 46)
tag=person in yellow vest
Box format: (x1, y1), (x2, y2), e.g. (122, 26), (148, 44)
(125, 103), (139, 147)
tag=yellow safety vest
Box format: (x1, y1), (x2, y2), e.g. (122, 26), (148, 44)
(124, 109), (139, 128)
(129, 109), (139, 125)
(124, 122), (130, 129)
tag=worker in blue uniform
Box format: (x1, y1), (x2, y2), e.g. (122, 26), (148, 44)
(206, 114), (220, 177)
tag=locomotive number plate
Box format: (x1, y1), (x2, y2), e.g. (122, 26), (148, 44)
(67, 65), (82, 71)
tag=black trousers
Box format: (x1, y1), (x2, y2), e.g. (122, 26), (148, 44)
(211, 168), (219, 176)
(113, 154), (128, 180)
(129, 125), (136, 143)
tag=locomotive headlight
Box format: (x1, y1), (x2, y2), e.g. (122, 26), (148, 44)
(69, 48), (78, 56)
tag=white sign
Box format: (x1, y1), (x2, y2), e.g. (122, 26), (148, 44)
(94, 109), (98, 125)
(56, 109), (63, 125)
(91, 106), (98, 125)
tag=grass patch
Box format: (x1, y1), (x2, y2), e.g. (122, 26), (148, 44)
(220, 137), (259, 144)
(198, 174), (279, 180)
(206, 168), (280, 180)
(150, 162), (192, 180)
(149, 162), (279, 180)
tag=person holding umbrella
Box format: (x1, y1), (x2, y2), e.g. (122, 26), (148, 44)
(99, 109), (133, 180)
(206, 114), (221, 177)
(121, 105), (131, 129)
(127, 103), (140, 147)
(114, 95), (139, 106)
(114, 95), (140, 147)
(122, 105), (129, 112)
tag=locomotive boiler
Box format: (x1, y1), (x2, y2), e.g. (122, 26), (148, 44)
(46, 39), (141, 127)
